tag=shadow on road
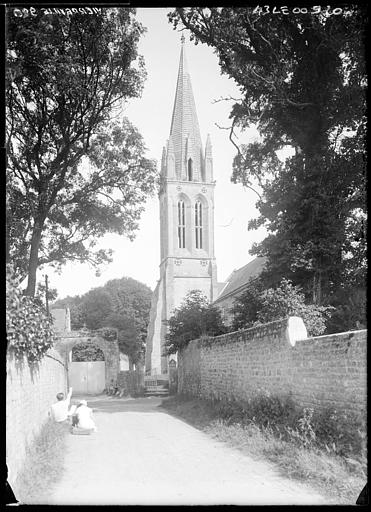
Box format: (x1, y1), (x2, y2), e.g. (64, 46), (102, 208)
(70, 395), (172, 414)
(69, 395), (206, 433)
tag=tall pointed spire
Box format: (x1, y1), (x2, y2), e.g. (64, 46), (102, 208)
(169, 36), (203, 181)
(145, 36), (218, 377)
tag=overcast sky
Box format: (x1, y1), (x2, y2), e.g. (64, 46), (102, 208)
(45, 7), (267, 300)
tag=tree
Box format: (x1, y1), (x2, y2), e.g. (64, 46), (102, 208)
(52, 275), (152, 365)
(77, 288), (114, 330)
(6, 8), (157, 296)
(104, 312), (142, 368)
(169, 8), (366, 314)
(231, 278), (333, 336)
(165, 290), (227, 355)
(230, 278), (264, 331)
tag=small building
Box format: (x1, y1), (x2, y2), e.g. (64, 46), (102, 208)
(50, 307), (71, 333)
(213, 257), (267, 326)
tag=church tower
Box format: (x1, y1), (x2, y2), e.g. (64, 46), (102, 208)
(145, 36), (218, 376)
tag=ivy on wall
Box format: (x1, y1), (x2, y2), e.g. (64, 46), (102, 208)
(72, 342), (105, 362)
(6, 265), (56, 363)
(95, 327), (118, 342)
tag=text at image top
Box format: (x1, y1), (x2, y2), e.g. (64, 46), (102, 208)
(11, 7), (106, 19)
(253, 5), (349, 16)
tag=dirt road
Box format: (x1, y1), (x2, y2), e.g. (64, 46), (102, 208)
(41, 395), (328, 505)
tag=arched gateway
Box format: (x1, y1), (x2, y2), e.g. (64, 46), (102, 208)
(55, 331), (119, 395)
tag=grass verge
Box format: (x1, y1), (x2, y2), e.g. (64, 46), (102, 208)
(12, 419), (69, 504)
(160, 395), (367, 505)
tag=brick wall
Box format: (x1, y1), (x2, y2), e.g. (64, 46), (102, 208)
(178, 317), (367, 416)
(290, 331), (367, 413)
(6, 348), (67, 487)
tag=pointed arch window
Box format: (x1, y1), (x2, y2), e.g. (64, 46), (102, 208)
(188, 158), (193, 181)
(178, 200), (185, 248)
(195, 201), (203, 249)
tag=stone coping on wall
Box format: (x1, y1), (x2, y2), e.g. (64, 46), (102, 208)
(298, 328), (367, 341)
(194, 316), (308, 348)
(55, 331), (90, 339)
(55, 329), (117, 339)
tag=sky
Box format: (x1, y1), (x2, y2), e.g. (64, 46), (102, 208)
(44, 7), (267, 300)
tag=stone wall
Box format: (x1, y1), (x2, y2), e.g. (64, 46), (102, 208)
(178, 317), (367, 416)
(6, 348), (67, 487)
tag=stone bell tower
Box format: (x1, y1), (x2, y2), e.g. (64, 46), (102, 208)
(145, 36), (218, 376)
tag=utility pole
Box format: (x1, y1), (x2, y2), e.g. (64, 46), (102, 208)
(44, 274), (49, 315)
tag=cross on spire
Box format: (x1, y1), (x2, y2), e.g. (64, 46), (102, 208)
(181, 33), (185, 45)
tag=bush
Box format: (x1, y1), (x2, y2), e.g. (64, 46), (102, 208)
(202, 393), (366, 460)
(231, 278), (334, 336)
(209, 392), (299, 430)
(285, 408), (317, 448)
(246, 392), (298, 427)
(6, 265), (56, 363)
(312, 407), (366, 457)
(257, 279), (334, 336)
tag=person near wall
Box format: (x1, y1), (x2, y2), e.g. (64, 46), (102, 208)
(73, 399), (97, 432)
(49, 387), (73, 423)
(107, 379), (118, 395)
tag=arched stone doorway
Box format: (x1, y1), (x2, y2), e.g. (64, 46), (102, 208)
(55, 332), (120, 394)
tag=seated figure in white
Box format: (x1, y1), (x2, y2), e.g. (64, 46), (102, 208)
(74, 400), (97, 432)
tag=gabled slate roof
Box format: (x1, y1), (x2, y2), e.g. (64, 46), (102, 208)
(214, 257), (267, 303)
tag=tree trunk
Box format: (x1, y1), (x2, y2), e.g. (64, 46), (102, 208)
(25, 221), (43, 297)
(312, 270), (322, 305)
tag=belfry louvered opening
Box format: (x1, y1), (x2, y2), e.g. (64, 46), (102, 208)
(195, 200), (203, 249)
(177, 200), (186, 248)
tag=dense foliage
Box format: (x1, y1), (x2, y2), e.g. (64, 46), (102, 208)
(210, 392), (366, 458)
(52, 276), (152, 366)
(169, 7), (367, 331)
(6, 8), (157, 296)
(165, 290), (227, 355)
(229, 278), (265, 331)
(72, 342), (105, 362)
(231, 278), (333, 336)
(6, 265), (56, 362)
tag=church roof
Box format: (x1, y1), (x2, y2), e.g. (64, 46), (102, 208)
(214, 257), (267, 303)
(169, 36), (203, 178)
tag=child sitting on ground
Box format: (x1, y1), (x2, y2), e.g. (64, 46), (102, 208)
(71, 400), (97, 434)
